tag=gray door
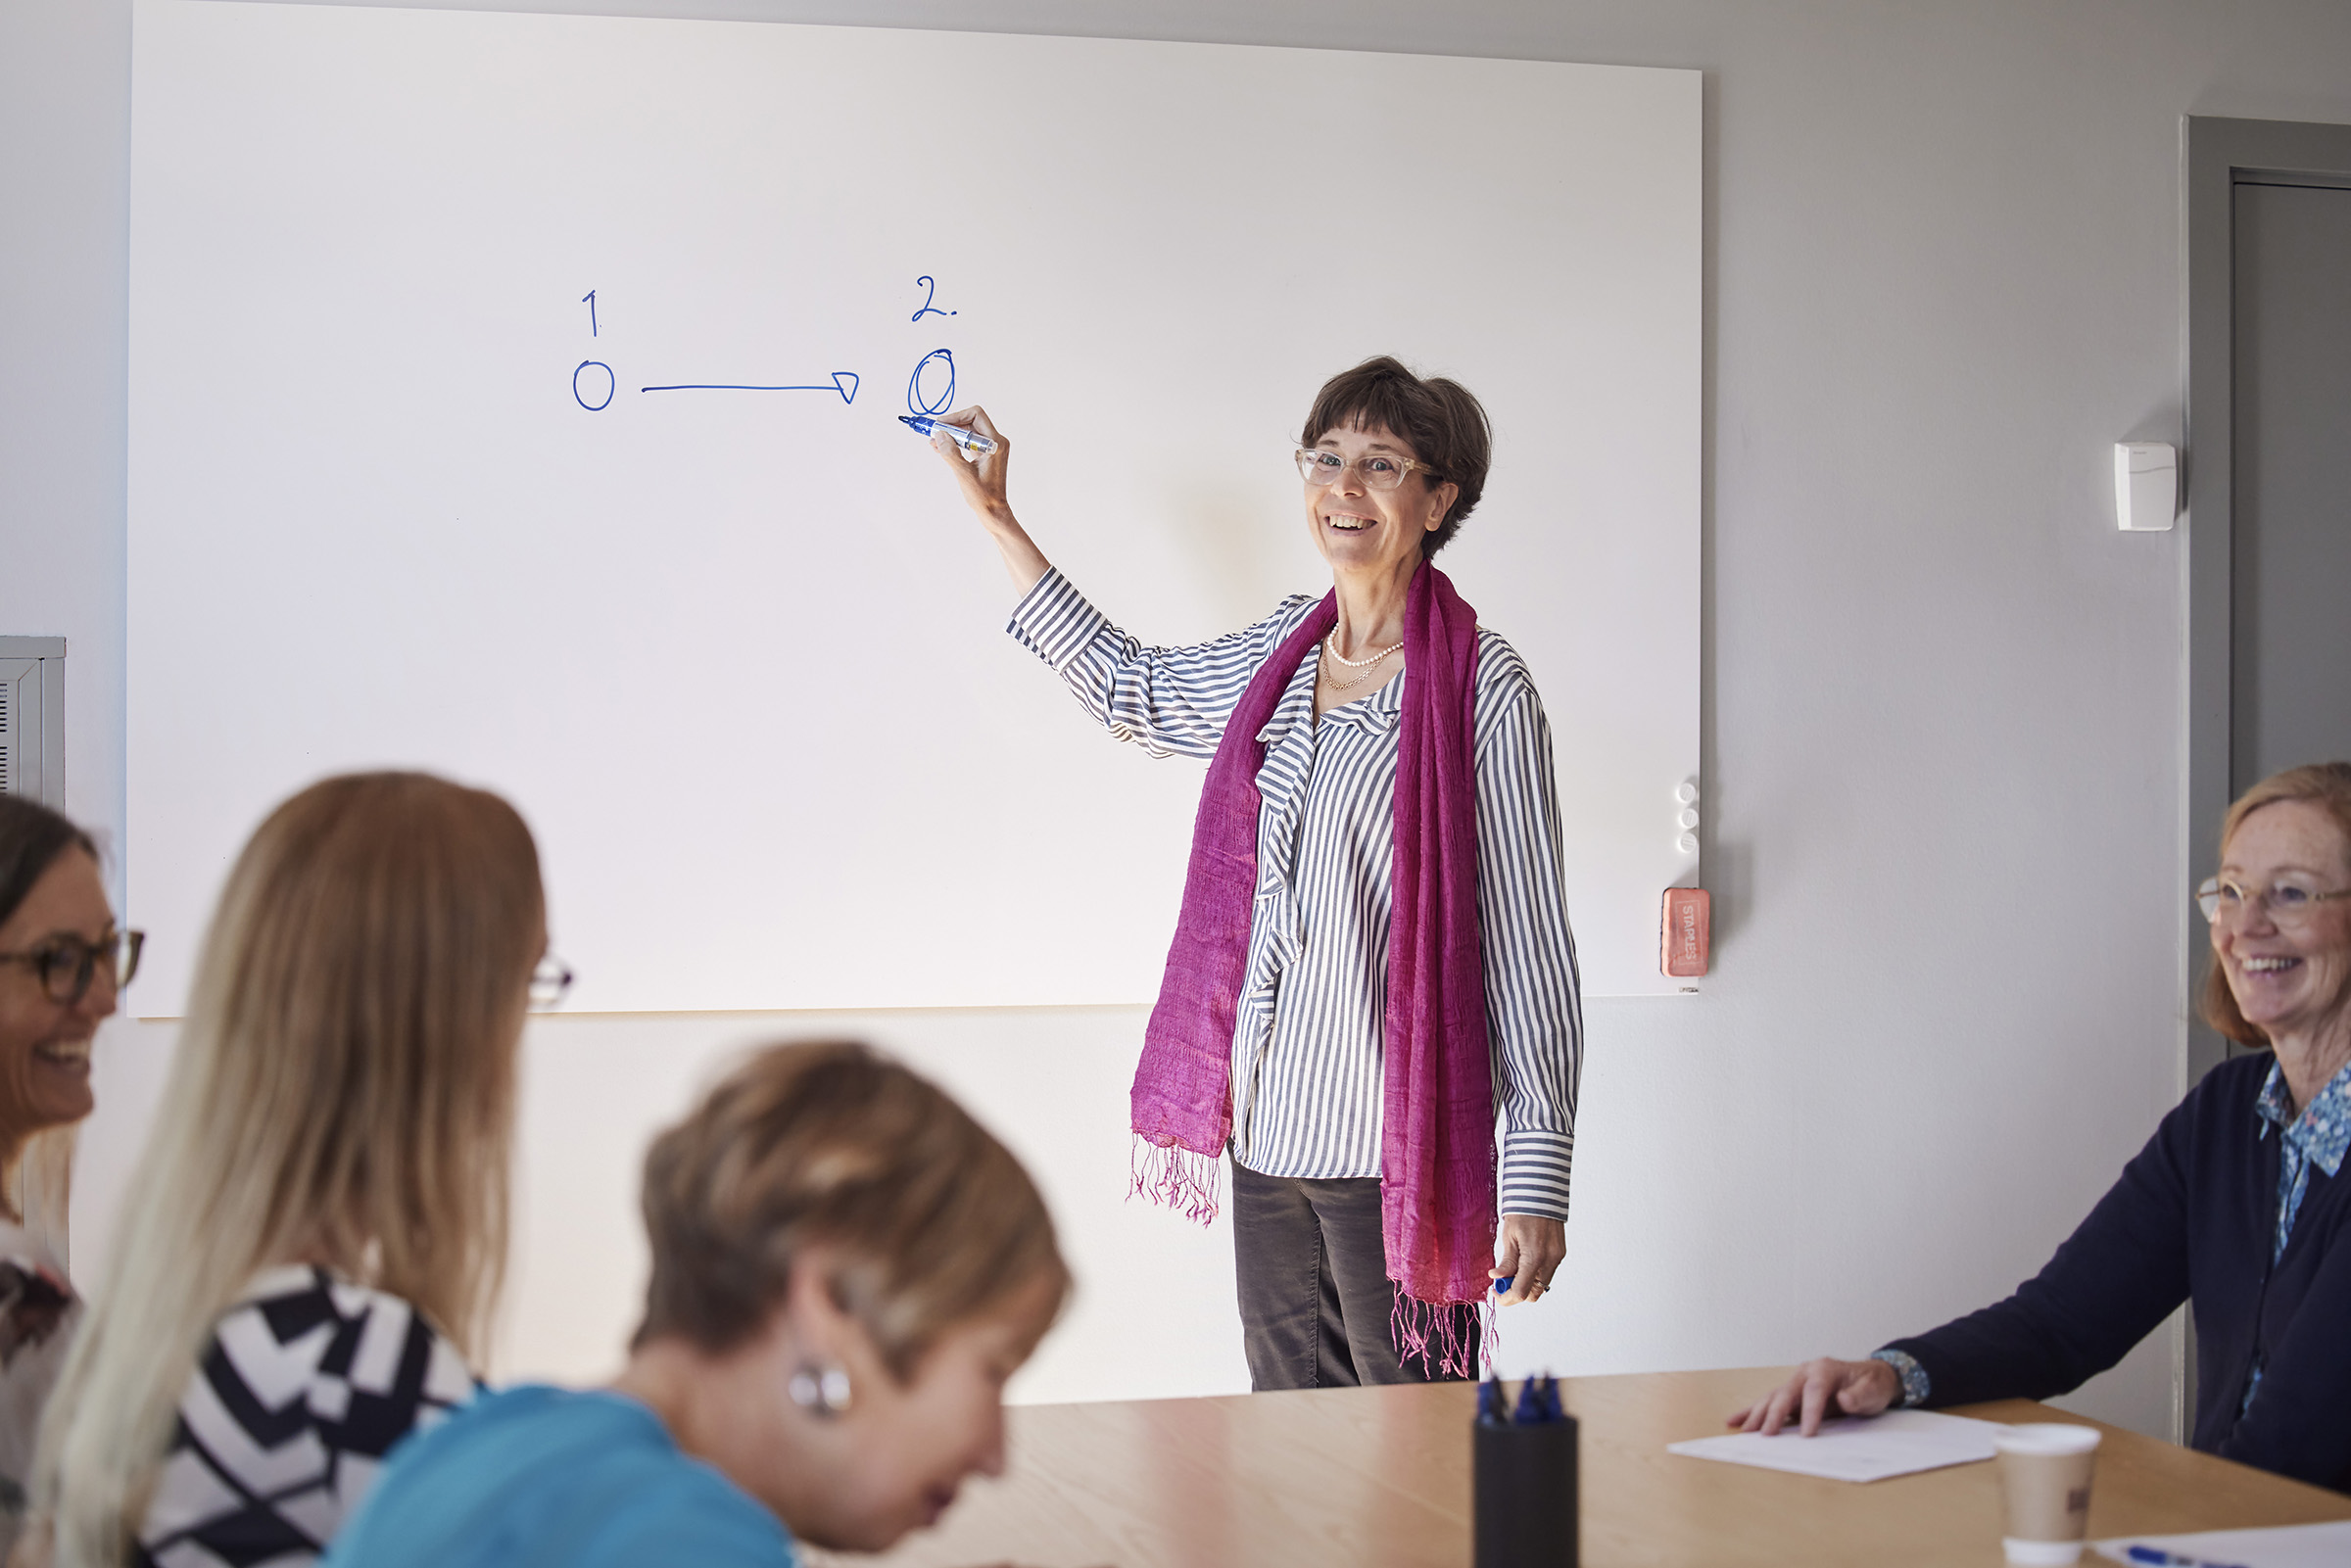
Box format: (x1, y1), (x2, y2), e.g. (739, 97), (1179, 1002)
(2231, 178), (2351, 790)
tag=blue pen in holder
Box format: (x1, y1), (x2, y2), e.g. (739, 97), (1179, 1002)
(1473, 1379), (1578, 1568)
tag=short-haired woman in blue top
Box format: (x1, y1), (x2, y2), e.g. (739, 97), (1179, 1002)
(324, 1039), (1071, 1567)
(1730, 762), (2351, 1493)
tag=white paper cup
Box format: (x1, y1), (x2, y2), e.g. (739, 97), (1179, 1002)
(1992, 1423), (2101, 1565)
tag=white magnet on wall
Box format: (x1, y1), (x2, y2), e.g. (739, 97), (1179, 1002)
(2114, 443), (2178, 533)
(1676, 832), (1699, 855)
(1677, 807), (1700, 831)
(1674, 781), (1699, 805)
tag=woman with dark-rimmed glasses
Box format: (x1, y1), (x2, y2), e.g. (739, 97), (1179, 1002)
(1730, 761), (2351, 1494)
(926, 356), (1583, 1387)
(0, 795), (138, 1556)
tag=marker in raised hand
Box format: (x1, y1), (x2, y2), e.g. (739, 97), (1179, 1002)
(900, 414), (997, 455)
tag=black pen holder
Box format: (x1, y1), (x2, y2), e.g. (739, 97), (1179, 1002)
(1473, 1413), (1579, 1568)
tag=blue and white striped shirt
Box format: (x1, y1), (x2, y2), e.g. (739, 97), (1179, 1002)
(1010, 569), (1583, 1220)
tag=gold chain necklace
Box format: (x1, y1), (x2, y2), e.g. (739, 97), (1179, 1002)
(1320, 641), (1401, 692)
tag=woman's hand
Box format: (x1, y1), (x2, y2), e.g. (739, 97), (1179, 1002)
(928, 404), (1049, 593)
(1725, 1357), (1901, 1436)
(1489, 1214), (1564, 1307)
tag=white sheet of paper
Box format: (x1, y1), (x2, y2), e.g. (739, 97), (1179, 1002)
(2093, 1521), (2351, 1568)
(1666, 1409), (2007, 1483)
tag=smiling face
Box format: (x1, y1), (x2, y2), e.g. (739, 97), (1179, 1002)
(1303, 421), (1458, 583)
(2212, 799), (2351, 1045)
(0, 848), (116, 1143)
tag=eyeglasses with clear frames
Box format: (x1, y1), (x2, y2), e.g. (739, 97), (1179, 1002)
(1295, 448), (1442, 493)
(2195, 876), (2351, 927)
(0, 929), (144, 1006)
(529, 954), (575, 1009)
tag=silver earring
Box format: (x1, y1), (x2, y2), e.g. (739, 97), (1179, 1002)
(788, 1362), (853, 1418)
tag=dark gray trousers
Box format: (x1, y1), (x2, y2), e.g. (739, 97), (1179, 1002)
(1231, 1163), (1479, 1390)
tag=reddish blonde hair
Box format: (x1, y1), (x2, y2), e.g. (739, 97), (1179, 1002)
(636, 1040), (1068, 1379)
(2200, 762), (2351, 1046)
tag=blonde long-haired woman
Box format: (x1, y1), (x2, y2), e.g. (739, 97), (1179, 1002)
(28, 772), (552, 1568)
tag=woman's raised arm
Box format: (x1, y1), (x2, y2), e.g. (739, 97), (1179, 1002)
(929, 405), (1050, 594)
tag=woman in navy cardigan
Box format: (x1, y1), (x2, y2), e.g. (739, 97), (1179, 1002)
(1731, 762), (2351, 1492)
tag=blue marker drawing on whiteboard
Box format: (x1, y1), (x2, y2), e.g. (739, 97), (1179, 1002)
(581, 290), (598, 337)
(910, 276), (956, 322)
(574, 360), (614, 411)
(907, 349), (955, 416)
(899, 415), (996, 455)
(641, 371), (860, 404)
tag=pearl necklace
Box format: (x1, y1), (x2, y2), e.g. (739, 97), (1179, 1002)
(1320, 637), (1402, 692)
(1323, 632), (1404, 668)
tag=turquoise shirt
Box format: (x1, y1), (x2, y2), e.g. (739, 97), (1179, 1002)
(322, 1385), (794, 1568)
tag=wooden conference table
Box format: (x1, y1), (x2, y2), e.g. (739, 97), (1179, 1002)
(805, 1367), (2351, 1568)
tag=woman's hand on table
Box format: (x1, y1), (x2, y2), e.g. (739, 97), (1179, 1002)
(1725, 1356), (1901, 1437)
(928, 404), (1049, 593)
(1489, 1214), (1565, 1307)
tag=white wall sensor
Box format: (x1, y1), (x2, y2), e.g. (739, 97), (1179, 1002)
(2114, 443), (2178, 532)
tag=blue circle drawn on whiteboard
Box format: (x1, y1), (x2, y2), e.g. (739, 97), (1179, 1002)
(574, 360), (615, 412)
(907, 349), (955, 417)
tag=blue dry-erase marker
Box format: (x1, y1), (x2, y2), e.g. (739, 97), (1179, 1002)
(2125, 1548), (2253, 1568)
(1492, 1275), (1512, 1296)
(1511, 1378), (1547, 1425)
(900, 414), (998, 454)
(1477, 1377), (1509, 1427)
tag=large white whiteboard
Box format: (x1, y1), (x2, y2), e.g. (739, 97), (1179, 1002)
(127, 1), (1699, 1012)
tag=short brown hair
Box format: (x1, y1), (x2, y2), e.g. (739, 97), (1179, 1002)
(635, 1040), (1069, 1379)
(2200, 761), (2351, 1046)
(1300, 356), (1493, 557)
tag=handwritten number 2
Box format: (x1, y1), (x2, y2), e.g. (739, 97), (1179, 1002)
(911, 276), (955, 322)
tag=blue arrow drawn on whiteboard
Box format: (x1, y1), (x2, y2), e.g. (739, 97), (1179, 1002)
(640, 371), (859, 404)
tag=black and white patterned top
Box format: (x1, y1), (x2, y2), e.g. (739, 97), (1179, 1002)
(1010, 569), (1583, 1219)
(137, 1266), (477, 1568)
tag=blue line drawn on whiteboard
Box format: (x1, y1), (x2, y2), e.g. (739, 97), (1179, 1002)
(574, 360), (615, 411)
(641, 371), (860, 404)
(910, 276), (956, 322)
(582, 291), (598, 337)
(907, 350), (955, 417)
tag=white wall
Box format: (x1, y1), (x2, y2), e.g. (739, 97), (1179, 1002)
(18, 0), (2351, 1438)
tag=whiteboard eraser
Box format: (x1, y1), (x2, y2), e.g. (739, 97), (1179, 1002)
(2114, 443), (2177, 532)
(1660, 887), (1709, 977)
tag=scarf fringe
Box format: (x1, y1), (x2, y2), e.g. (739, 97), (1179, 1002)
(1128, 1136), (1222, 1225)
(1390, 1289), (1478, 1382)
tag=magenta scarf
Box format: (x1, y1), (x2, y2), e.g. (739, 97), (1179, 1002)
(1130, 561), (1495, 1374)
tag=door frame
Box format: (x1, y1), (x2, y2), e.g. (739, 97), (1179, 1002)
(2183, 116), (2351, 1087)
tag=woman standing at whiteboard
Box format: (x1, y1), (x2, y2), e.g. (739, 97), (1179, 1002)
(929, 356), (1582, 1386)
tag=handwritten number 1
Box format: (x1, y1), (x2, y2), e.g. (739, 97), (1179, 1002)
(582, 291), (598, 338)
